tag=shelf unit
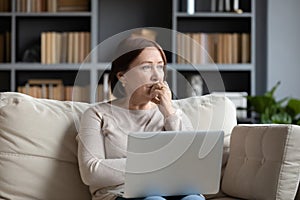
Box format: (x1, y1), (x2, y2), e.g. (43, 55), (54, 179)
(172, 0), (255, 98)
(0, 0), (256, 103)
(0, 0), (98, 101)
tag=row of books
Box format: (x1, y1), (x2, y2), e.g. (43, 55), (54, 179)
(0, 0), (10, 12)
(0, 32), (11, 63)
(179, 0), (244, 13)
(15, 0), (89, 13)
(211, 0), (243, 13)
(41, 31), (91, 64)
(16, 79), (115, 102)
(176, 32), (251, 64)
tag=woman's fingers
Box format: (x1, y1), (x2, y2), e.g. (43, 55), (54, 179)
(150, 82), (169, 94)
(149, 81), (172, 106)
(149, 81), (175, 117)
(151, 96), (160, 104)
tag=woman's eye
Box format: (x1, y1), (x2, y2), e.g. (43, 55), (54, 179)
(141, 65), (152, 71)
(157, 65), (164, 70)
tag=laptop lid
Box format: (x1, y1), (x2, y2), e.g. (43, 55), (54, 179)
(123, 130), (224, 198)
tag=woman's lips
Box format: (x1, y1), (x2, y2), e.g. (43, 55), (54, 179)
(146, 81), (160, 88)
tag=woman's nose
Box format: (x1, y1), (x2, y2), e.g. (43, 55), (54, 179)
(150, 68), (160, 81)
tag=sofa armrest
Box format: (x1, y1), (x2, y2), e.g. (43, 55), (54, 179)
(222, 124), (300, 200)
(0, 92), (91, 199)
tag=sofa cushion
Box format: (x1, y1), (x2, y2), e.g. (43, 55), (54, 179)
(173, 95), (237, 154)
(222, 124), (300, 200)
(0, 92), (91, 200)
(172, 95), (237, 199)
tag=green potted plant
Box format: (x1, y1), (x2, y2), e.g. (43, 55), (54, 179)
(246, 81), (300, 125)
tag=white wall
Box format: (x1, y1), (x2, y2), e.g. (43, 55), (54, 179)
(267, 0), (300, 99)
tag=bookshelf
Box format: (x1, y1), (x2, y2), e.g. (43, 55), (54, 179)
(172, 0), (255, 99)
(0, 0), (96, 102)
(0, 0), (257, 103)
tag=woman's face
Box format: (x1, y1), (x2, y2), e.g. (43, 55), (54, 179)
(119, 47), (165, 99)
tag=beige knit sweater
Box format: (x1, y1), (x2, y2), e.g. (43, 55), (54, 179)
(77, 102), (193, 200)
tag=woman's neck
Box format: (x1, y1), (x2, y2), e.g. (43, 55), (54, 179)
(116, 97), (155, 110)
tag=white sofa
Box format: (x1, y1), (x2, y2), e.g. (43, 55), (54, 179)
(0, 92), (299, 200)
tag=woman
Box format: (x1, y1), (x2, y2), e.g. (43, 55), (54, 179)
(77, 36), (205, 200)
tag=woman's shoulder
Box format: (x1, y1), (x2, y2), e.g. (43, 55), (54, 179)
(82, 102), (112, 116)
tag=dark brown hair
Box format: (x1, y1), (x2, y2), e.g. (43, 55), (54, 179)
(109, 36), (167, 98)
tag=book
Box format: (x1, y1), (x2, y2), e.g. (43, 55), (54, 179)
(241, 33), (251, 63)
(41, 32), (46, 64)
(84, 32), (91, 62)
(185, 33), (192, 64)
(68, 32), (74, 63)
(233, 0), (243, 13)
(225, 0), (231, 12)
(64, 86), (72, 101)
(60, 32), (68, 63)
(211, 0), (216, 12)
(5, 31), (10, 62)
(176, 33), (182, 64)
(187, 0), (195, 14)
(191, 33), (199, 64)
(232, 33), (239, 63)
(57, 0), (89, 12)
(41, 83), (47, 98)
(226, 33), (233, 64)
(79, 32), (85, 62)
(131, 29), (157, 41)
(28, 79), (64, 100)
(46, 32), (52, 64)
(70, 85), (90, 102)
(28, 79), (62, 85)
(207, 33), (216, 63)
(180, 33), (187, 64)
(51, 32), (56, 64)
(200, 33), (210, 64)
(73, 32), (79, 63)
(233, 0), (239, 11)
(216, 34), (224, 63)
(47, 0), (57, 12)
(218, 0), (224, 12)
(0, 33), (4, 62)
(0, 0), (10, 12)
(20, 0), (26, 12)
(55, 32), (61, 63)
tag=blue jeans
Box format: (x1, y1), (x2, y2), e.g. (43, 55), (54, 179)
(116, 194), (205, 200)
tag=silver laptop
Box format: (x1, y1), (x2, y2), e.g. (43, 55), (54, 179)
(109, 130), (224, 198)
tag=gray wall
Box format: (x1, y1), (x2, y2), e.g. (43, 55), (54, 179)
(267, 0), (300, 99)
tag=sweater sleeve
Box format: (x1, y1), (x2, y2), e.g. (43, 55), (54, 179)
(77, 107), (126, 188)
(164, 109), (194, 131)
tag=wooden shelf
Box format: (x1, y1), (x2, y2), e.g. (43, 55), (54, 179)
(176, 12), (252, 18)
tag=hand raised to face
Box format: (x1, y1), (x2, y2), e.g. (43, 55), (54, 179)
(149, 81), (175, 118)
